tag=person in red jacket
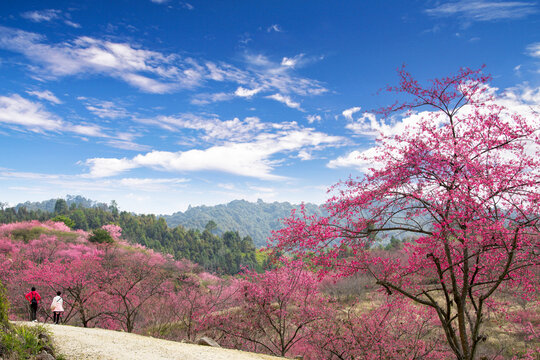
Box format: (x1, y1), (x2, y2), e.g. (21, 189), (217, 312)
(25, 287), (41, 321)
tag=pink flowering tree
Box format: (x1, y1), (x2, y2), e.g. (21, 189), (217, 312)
(146, 272), (237, 342)
(99, 247), (174, 333)
(309, 298), (451, 360)
(209, 260), (326, 357)
(273, 68), (539, 360)
(26, 252), (108, 327)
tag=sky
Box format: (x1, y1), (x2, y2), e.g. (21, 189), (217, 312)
(0, 0), (539, 214)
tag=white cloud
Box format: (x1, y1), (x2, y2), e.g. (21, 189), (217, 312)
(328, 149), (373, 172)
(82, 99), (129, 119)
(266, 93), (303, 111)
(425, 1), (537, 21)
(151, 0), (169, 3)
(118, 177), (189, 191)
(0, 94), (63, 132)
(21, 9), (81, 28)
(105, 140), (152, 152)
(67, 123), (106, 137)
(83, 158), (137, 178)
(0, 27), (198, 93)
(243, 53), (327, 97)
(306, 114), (322, 123)
(0, 94), (149, 147)
(26, 90), (62, 104)
(297, 150), (312, 161)
(0, 170), (187, 194)
(21, 9), (61, 23)
(234, 86), (262, 97)
(137, 114), (267, 142)
(0, 26), (327, 104)
(84, 128), (343, 180)
(527, 42), (540, 58)
(342, 106), (361, 120)
(281, 54), (304, 68)
(64, 20), (81, 28)
(267, 24), (283, 32)
(191, 92), (234, 105)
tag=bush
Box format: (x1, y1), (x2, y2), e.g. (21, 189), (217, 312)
(88, 228), (114, 244)
(0, 280), (9, 329)
(0, 324), (56, 359)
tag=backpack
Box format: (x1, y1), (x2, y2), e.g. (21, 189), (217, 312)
(30, 295), (37, 306)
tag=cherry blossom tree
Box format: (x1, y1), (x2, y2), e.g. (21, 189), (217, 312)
(26, 252), (108, 327)
(273, 67), (540, 360)
(99, 247), (174, 332)
(209, 260), (325, 357)
(308, 297), (451, 360)
(146, 272), (237, 342)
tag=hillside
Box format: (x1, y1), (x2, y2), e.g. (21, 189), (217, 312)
(23, 322), (283, 360)
(13, 196), (322, 247)
(162, 199), (323, 247)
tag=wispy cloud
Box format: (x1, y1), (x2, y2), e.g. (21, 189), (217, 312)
(0, 94), (152, 149)
(21, 9), (61, 23)
(266, 93), (303, 111)
(0, 26), (199, 93)
(136, 114), (267, 142)
(79, 98), (130, 119)
(267, 24), (283, 32)
(0, 170), (188, 193)
(306, 114), (322, 123)
(425, 1), (537, 22)
(190, 92), (234, 105)
(0, 94), (63, 132)
(281, 54), (304, 68)
(527, 42), (540, 58)
(234, 86), (262, 97)
(0, 26), (327, 107)
(26, 90), (62, 104)
(21, 9), (81, 28)
(64, 20), (81, 28)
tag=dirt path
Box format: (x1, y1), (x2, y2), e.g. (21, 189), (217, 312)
(21, 322), (285, 360)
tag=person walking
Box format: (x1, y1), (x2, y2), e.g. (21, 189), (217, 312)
(25, 287), (41, 322)
(50, 291), (64, 324)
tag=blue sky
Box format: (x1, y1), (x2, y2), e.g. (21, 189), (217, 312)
(0, 0), (539, 214)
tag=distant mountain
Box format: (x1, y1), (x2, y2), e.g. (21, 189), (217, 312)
(15, 195), (107, 212)
(162, 199), (323, 247)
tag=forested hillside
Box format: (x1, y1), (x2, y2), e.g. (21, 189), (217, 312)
(0, 199), (259, 274)
(162, 199), (323, 247)
(11, 196), (323, 247)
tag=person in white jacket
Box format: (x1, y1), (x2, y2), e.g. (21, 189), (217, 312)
(50, 291), (64, 324)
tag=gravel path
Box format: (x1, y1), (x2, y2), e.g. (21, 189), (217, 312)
(21, 322), (285, 360)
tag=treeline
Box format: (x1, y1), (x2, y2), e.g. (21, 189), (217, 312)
(0, 200), (259, 274)
(163, 199), (323, 247)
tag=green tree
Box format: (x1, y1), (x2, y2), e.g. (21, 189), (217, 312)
(51, 215), (75, 228)
(89, 228), (114, 244)
(205, 220), (217, 234)
(54, 199), (69, 214)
